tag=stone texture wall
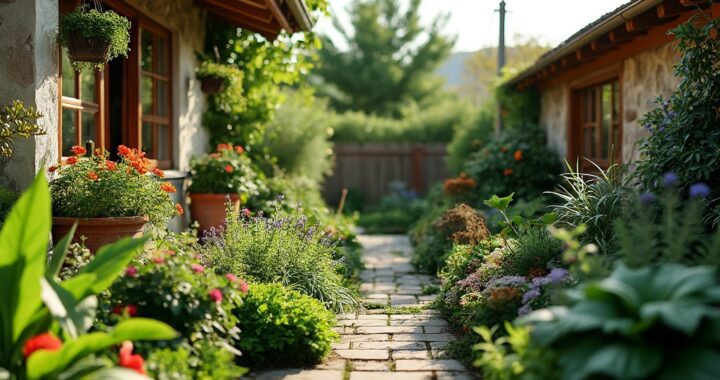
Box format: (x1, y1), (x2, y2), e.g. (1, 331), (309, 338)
(537, 42), (680, 166)
(621, 42), (680, 164)
(0, 0), (59, 191)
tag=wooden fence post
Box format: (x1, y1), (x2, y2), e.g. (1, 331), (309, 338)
(410, 145), (425, 194)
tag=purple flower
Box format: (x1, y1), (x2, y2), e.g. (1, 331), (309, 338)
(530, 276), (550, 289)
(689, 183), (711, 199)
(522, 288), (541, 304)
(547, 268), (569, 284)
(639, 192), (656, 205)
(487, 275), (527, 289)
(518, 304), (533, 316)
(662, 172), (678, 188)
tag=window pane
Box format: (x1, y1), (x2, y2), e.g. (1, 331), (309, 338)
(158, 124), (169, 160)
(142, 76), (154, 115)
(82, 112), (97, 146)
(156, 36), (168, 76)
(590, 89), (597, 122)
(142, 122), (154, 157)
(141, 30), (153, 72)
(601, 84), (612, 159)
(62, 108), (77, 156)
(62, 48), (76, 98)
(583, 127), (595, 159)
(80, 69), (96, 103)
(157, 81), (169, 116)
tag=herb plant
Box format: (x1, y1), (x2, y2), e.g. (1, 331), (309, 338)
(58, 6), (131, 71)
(50, 146), (182, 226)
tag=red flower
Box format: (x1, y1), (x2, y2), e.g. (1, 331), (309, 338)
(238, 280), (249, 295)
(152, 168), (165, 178)
(65, 156), (78, 165)
(160, 182), (176, 193)
(191, 263), (205, 273)
(125, 266), (138, 277)
(71, 146), (87, 156)
(209, 153), (221, 159)
(503, 168), (514, 176)
(235, 145), (244, 154)
(164, 250), (176, 256)
(514, 150), (523, 161)
(225, 273), (238, 282)
(48, 165), (58, 173)
(105, 160), (117, 171)
(112, 304), (138, 317)
(217, 143), (232, 151)
(209, 288), (223, 303)
(22, 333), (62, 359)
(118, 145), (131, 157)
(118, 341), (145, 375)
(175, 203), (184, 216)
(87, 171), (99, 181)
(224, 165), (234, 173)
(153, 257), (164, 265)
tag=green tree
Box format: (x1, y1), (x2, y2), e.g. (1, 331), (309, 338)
(316, 0), (455, 117)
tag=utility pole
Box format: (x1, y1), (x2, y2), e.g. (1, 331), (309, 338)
(495, 0), (507, 135)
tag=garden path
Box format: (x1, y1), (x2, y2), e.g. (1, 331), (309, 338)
(247, 235), (474, 380)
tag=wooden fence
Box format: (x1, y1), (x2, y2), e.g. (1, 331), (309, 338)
(322, 143), (449, 207)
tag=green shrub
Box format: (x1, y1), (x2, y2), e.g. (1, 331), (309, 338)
(196, 61), (245, 114)
(636, 14), (720, 220)
(506, 228), (563, 277)
(447, 111), (494, 174)
(264, 92), (334, 182)
(358, 181), (423, 234)
(58, 6), (131, 71)
(146, 340), (246, 380)
(463, 127), (561, 202)
(523, 263), (720, 380)
(200, 207), (357, 311)
(234, 283), (338, 367)
(187, 143), (264, 199)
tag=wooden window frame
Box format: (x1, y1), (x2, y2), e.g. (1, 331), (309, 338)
(57, 0), (174, 168)
(568, 63), (623, 170)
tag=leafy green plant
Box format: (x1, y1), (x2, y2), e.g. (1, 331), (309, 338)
(187, 143), (264, 200)
(472, 322), (559, 380)
(233, 283), (338, 367)
(0, 100), (44, 158)
(50, 145), (182, 226)
(636, 13), (720, 218)
(0, 172), (177, 379)
(200, 206), (357, 311)
(484, 193), (557, 237)
(196, 61), (245, 114)
(58, 6), (131, 71)
(548, 161), (631, 254)
(358, 181), (423, 234)
(0, 187), (17, 225)
(145, 339), (246, 380)
(522, 263), (720, 380)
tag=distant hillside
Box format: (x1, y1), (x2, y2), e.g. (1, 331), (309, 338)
(436, 51), (474, 87)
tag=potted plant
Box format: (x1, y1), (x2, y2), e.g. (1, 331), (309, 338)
(49, 145), (183, 252)
(58, 5), (131, 71)
(196, 62), (245, 112)
(188, 143), (263, 235)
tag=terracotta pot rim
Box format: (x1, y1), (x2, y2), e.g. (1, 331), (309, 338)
(189, 193), (241, 200)
(52, 215), (149, 225)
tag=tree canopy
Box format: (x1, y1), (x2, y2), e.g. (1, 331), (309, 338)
(315, 0), (455, 117)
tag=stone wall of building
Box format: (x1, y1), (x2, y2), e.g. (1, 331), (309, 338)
(539, 83), (569, 159)
(0, 0), (59, 191)
(621, 42), (680, 165)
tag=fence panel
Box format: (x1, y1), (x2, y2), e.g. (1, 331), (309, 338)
(323, 143), (449, 207)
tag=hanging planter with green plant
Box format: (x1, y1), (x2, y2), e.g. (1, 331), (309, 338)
(58, 5), (131, 71)
(196, 61), (246, 113)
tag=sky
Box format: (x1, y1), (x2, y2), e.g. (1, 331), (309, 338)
(316, 0), (629, 52)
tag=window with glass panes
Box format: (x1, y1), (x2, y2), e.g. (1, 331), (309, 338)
(140, 27), (172, 168)
(577, 80), (620, 168)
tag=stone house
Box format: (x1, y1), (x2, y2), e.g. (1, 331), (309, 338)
(506, 0), (719, 170)
(0, 0), (312, 191)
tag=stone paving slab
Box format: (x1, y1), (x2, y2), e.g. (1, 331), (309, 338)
(395, 359), (466, 372)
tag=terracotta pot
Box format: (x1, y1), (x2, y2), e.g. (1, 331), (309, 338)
(52, 216), (148, 253)
(66, 31), (111, 64)
(200, 77), (225, 94)
(189, 193), (241, 237)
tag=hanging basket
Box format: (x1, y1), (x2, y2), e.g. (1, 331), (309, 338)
(66, 30), (111, 64)
(200, 76), (225, 94)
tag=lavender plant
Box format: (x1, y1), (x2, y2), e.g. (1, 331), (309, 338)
(199, 203), (358, 311)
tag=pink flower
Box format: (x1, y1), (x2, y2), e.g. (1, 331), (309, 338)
(238, 280), (249, 295)
(152, 257), (164, 264)
(209, 288), (223, 303)
(191, 264), (205, 273)
(225, 273), (238, 282)
(125, 266), (138, 277)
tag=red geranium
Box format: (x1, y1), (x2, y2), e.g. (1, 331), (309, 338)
(105, 160), (117, 171)
(224, 165), (233, 173)
(191, 263), (205, 273)
(65, 156), (78, 165)
(160, 182), (176, 193)
(152, 168), (165, 178)
(118, 341), (145, 375)
(125, 266), (138, 277)
(175, 203), (184, 216)
(86, 171), (99, 181)
(71, 146), (87, 156)
(22, 333), (62, 359)
(208, 288), (223, 303)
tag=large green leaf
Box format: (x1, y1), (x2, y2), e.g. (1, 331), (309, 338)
(641, 300), (719, 335)
(0, 173), (50, 365)
(562, 341), (661, 380)
(46, 223), (77, 279)
(40, 278), (98, 339)
(658, 347), (720, 380)
(110, 318), (178, 341)
(651, 264), (716, 300)
(75, 236), (148, 298)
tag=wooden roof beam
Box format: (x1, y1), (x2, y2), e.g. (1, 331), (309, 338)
(626, 9), (669, 32)
(609, 25), (646, 43)
(658, 0), (690, 18)
(263, 0), (294, 33)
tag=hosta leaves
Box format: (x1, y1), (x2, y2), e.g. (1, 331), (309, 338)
(560, 339), (661, 380)
(658, 348), (720, 380)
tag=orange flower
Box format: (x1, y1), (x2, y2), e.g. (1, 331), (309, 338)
(48, 165), (58, 173)
(65, 156), (78, 165)
(22, 333), (62, 359)
(209, 153), (221, 159)
(105, 160), (117, 171)
(224, 165), (233, 173)
(503, 168), (513, 176)
(160, 182), (176, 193)
(152, 168), (165, 178)
(118, 341), (145, 375)
(217, 143), (232, 151)
(87, 171), (99, 181)
(118, 145), (131, 157)
(235, 145), (244, 154)
(514, 150), (523, 161)
(71, 146), (87, 156)
(175, 203), (184, 216)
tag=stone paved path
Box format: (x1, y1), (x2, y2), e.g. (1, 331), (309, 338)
(247, 235), (475, 380)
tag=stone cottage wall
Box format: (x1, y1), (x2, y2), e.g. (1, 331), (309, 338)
(0, 0), (59, 191)
(539, 84), (569, 159)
